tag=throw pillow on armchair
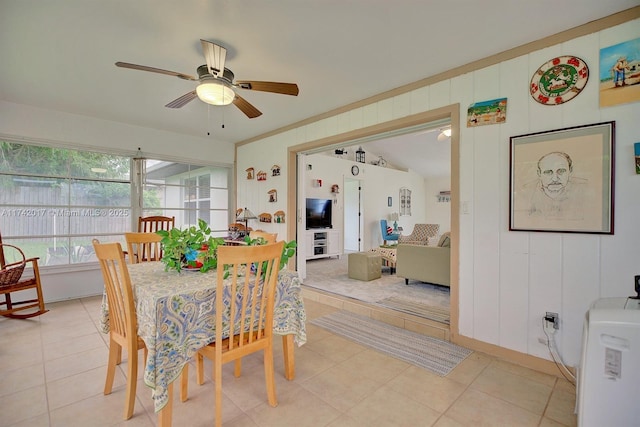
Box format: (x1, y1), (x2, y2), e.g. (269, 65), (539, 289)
(437, 232), (451, 247)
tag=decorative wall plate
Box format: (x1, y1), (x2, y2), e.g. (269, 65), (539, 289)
(530, 56), (588, 105)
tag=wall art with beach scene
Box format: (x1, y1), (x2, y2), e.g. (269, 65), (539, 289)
(467, 98), (507, 127)
(599, 37), (640, 108)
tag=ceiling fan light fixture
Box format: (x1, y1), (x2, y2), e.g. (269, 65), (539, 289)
(196, 79), (235, 105)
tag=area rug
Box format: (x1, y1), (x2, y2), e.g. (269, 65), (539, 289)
(303, 257), (450, 324)
(310, 310), (472, 376)
(375, 296), (450, 324)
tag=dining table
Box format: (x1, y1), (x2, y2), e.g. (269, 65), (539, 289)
(99, 261), (307, 426)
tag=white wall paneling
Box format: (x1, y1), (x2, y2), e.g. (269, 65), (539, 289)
(238, 19), (640, 368)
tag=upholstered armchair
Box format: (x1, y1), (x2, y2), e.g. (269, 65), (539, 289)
(399, 223), (439, 245)
(379, 219), (399, 245)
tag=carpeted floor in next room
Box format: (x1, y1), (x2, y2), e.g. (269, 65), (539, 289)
(302, 256), (450, 324)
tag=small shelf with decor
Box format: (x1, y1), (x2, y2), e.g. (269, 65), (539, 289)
(436, 191), (451, 203)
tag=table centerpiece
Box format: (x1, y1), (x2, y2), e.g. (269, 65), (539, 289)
(156, 219), (224, 273)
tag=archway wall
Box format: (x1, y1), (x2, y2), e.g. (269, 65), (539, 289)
(237, 14), (640, 369)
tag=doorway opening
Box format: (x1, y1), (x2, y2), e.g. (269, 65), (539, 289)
(287, 105), (460, 335)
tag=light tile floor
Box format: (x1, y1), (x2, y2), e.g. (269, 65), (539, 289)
(0, 295), (577, 426)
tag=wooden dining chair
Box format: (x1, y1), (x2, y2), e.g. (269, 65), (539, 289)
(137, 215), (175, 233)
(92, 239), (148, 420)
(0, 231), (48, 319)
(125, 232), (163, 263)
(249, 230), (278, 243)
(191, 241), (284, 427)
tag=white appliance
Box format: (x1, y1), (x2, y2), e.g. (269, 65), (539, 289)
(578, 297), (640, 427)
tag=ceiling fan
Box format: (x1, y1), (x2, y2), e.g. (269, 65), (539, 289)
(115, 40), (299, 118)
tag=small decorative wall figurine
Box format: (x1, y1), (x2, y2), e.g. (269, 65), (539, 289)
(257, 170), (267, 181)
(259, 212), (272, 223)
(274, 210), (285, 223)
(331, 184), (339, 193)
(271, 165), (281, 177)
(245, 167), (254, 180)
(437, 191), (451, 203)
(268, 188), (277, 202)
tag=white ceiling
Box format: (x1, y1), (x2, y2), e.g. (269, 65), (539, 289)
(1, 1), (636, 153)
(315, 125), (452, 178)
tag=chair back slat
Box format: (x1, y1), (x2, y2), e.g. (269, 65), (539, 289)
(125, 232), (163, 263)
(138, 216), (175, 233)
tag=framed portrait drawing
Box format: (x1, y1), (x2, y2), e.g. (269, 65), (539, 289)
(509, 121), (614, 234)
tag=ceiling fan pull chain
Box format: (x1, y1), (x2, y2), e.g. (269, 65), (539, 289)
(207, 104), (211, 136)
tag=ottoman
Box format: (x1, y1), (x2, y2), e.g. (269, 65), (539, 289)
(348, 252), (382, 281)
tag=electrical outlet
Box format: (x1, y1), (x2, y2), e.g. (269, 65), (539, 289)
(538, 337), (549, 345)
(545, 312), (559, 330)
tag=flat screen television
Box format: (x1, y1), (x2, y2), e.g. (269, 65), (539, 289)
(306, 198), (332, 229)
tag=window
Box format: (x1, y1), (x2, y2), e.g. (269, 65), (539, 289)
(0, 141), (131, 265)
(137, 159), (230, 236)
(0, 141), (231, 267)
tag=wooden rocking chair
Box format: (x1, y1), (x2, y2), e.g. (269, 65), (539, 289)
(0, 234), (48, 319)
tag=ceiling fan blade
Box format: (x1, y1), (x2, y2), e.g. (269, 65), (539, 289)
(232, 94), (262, 118)
(115, 62), (197, 81)
(165, 91), (198, 108)
(200, 40), (227, 78)
(235, 80), (299, 96)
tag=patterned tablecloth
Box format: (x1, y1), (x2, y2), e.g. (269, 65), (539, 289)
(100, 262), (307, 413)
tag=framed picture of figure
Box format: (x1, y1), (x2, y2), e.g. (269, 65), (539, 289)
(509, 121), (615, 234)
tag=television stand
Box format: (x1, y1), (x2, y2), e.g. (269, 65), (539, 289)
(306, 229), (341, 260)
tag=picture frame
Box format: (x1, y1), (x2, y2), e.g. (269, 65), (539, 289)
(467, 97), (507, 127)
(399, 187), (411, 216)
(509, 121), (615, 234)
(599, 37), (640, 108)
(387, 196), (392, 207)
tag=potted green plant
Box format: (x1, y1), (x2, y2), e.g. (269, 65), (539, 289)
(243, 235), (297, 271)
(156, 219), (224, 272)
